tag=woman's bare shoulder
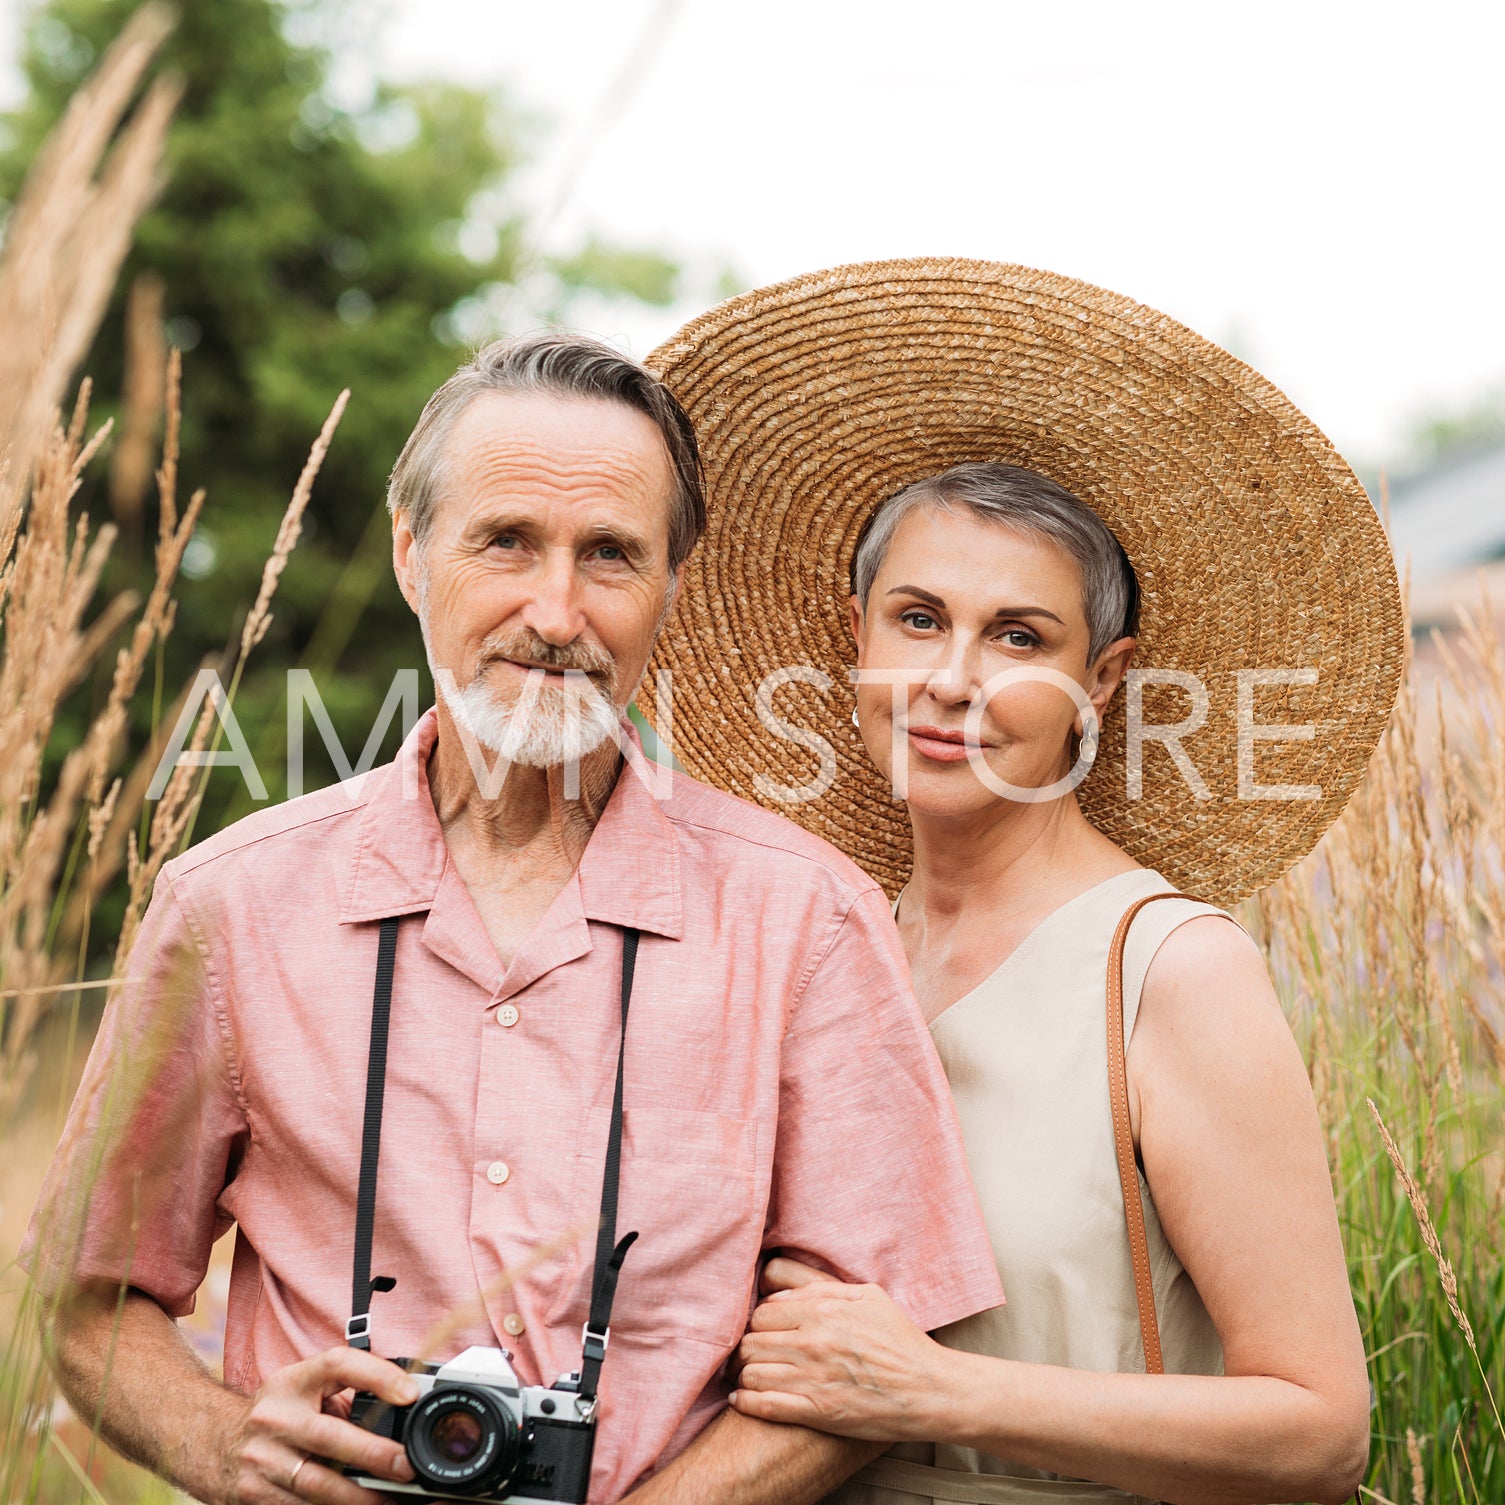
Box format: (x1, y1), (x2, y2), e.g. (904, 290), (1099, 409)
(1125, 912), (1299, 1152)
(1142, 911), (1276, 1011)
(1132, 911), (1299, 1104)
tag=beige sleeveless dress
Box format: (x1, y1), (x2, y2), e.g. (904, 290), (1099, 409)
(837, 869), (1231, 1505)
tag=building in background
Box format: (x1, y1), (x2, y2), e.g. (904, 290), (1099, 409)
(1380, 436), (1505, 631)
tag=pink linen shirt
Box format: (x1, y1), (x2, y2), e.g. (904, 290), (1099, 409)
(28, 709), (1002, 1501)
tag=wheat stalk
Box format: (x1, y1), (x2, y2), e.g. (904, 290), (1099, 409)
(1405, 1427), (1426, 1505)
(107, 275), (167, 538)
(1367, 1098), (1502, 1436)
(240, 388), (351, 657)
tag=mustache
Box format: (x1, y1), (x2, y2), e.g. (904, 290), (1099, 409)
(477, 630), (615, 682)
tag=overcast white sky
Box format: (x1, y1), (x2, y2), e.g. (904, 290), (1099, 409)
(4, 0), (1503, 467)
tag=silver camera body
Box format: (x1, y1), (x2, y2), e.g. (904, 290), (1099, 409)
(347, 1345), (598, 1502)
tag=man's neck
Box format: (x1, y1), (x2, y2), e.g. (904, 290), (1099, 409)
(425, 703), (627, 971)
(427, 702), (623, 869)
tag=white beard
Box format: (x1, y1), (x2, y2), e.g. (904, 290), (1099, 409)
(413, 550), (634, 771)
(435, 663), (621, 769)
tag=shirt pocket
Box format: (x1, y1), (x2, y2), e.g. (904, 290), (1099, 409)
(545, 1102), (760, 1348)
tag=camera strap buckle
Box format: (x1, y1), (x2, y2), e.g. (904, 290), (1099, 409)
(581, 1322), (610, 1364)
(579, 1229), (637, 1401)
(345, 1313), (373, 1350)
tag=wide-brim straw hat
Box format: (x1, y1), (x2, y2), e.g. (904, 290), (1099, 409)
(643, 258), (1405, 906)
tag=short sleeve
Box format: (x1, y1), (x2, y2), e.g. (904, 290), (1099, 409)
(764, 886), (1004, 1330)
(20, 870), (249, 1317)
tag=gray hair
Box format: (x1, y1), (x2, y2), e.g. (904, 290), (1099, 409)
(387, 331), (705, 569)
(849, 462), (1140, 663)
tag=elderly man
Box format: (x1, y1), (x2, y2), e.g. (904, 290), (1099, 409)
(26, 334), (1001, 1505)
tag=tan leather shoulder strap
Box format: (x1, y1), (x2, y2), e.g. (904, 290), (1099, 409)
(1107, 889), (1200, 1377)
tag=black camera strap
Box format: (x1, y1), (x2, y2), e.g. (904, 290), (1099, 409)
(580, 928), (639, 1402)
(347, 915), (640, 1404)
(347, 914), (399, 1350)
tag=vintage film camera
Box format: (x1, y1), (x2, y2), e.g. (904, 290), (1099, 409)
(345, 1345), (597, 1502)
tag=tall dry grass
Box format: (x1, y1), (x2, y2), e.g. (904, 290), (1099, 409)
(0, 4), (176, 545)
(0, 2), (178, 1122)
(0, 9), (1502, 1505)
(0, 14), (182, 1499)
(1254, 606), (1505, 1501)
(0, 12), (346, 1498)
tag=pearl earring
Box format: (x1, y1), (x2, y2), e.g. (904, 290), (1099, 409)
(851, 708), (861, 728)
(1079, 723), (1099, 763)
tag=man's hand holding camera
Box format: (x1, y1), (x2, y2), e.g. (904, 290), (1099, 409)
(220, 1346), (416, 1504)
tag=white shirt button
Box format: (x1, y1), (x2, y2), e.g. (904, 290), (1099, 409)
(497, 1004), (520, 1028)
(486, 1161), (511, 1185)
(502, 1312), (526, 1337)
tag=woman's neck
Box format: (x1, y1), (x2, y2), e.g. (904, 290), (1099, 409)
(906, 794), (1135, 927)
(899, 795), (1139, 1021)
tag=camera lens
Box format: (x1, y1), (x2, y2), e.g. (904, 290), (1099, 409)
(430, 1407), (485, 1464)
(405, 1385), (519, 1494)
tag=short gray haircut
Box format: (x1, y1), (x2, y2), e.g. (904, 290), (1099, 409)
(849, 462), (1140, 663)
(387, 331), (705, 569)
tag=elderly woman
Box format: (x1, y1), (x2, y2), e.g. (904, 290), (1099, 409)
(645, 261), (1404, 1505)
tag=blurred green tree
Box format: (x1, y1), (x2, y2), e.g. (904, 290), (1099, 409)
(0, 0), (681, 833)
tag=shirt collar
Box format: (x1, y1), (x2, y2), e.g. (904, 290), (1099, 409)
(339, 709), (447, 925)
(576, 727), (684, 940)
(340, 707), (683, 942)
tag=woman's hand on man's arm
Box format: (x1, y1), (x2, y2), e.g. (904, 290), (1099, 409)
(732, 1257), (955, 1441)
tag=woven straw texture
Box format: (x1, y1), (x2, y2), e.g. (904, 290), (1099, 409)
(644, 259), (1405, 906)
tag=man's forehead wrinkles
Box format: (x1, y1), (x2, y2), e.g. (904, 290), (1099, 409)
(455, 426), (664, 475)
(469, 448), (659, 484)
(450, 446), (664, 502)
